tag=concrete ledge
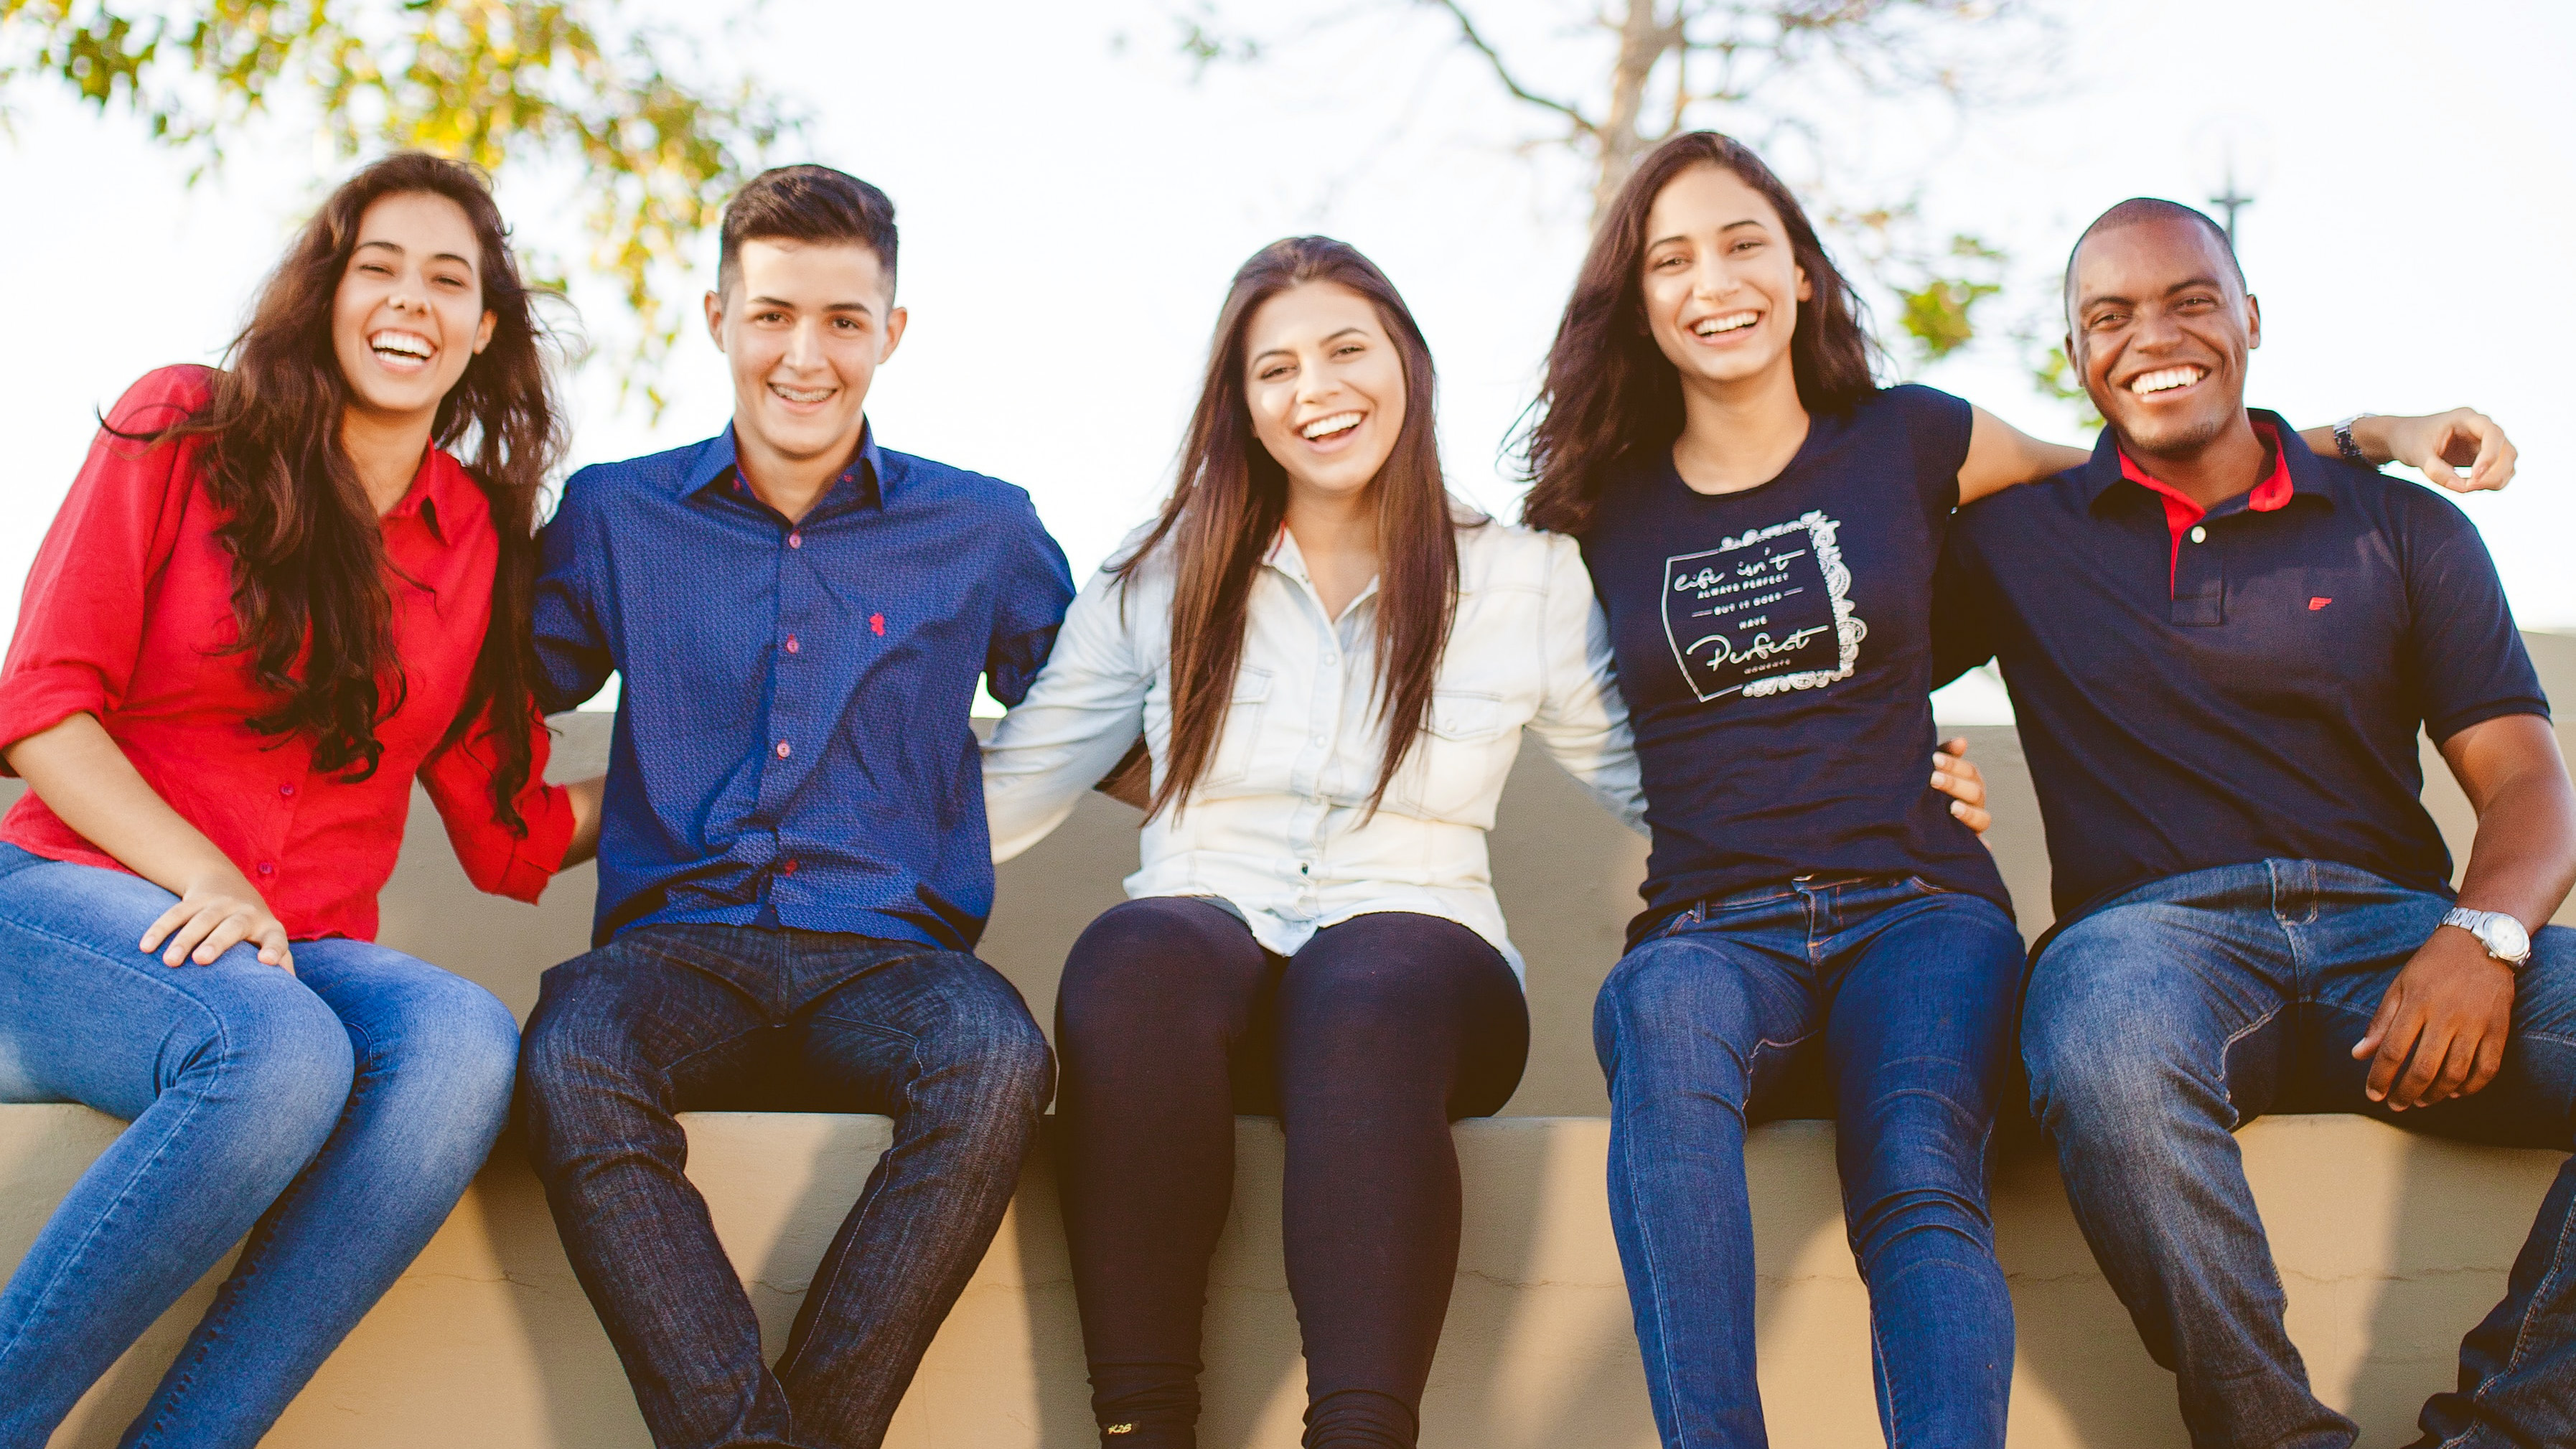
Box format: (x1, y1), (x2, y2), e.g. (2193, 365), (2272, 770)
(6, 1106), (2558, 1448)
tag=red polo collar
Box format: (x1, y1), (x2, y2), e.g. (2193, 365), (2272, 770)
(2116, 421), (2294, 593)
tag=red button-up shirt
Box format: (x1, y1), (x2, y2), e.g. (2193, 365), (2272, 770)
(0, 366), (573, 940)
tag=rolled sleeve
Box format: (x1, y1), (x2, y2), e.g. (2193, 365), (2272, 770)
(421, 703), (576, 901)
(0, 369), (205, 769)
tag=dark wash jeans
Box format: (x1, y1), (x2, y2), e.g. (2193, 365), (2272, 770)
(1594, 875), (2025, 1449)
(2024, 859), (2576, 1449)
(517, 923), (1054, 1449)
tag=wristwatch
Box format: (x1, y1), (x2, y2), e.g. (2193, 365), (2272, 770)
(2331, 414), (2374, 466)
(2442, 906), (2534, 969)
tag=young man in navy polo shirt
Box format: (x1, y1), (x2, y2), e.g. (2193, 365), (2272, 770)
(1937, 198), (2576, 1448)
(516, 167), (1075, 1448)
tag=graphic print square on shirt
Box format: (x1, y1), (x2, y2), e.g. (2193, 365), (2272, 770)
(1662, 510), (1865, 702)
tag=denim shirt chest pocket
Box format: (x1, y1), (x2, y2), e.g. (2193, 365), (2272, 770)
(1387, 688), (1511, 817)
(1203, 667), (1274, 787)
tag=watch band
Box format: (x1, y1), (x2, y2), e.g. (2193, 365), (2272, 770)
(2332, 414), (2373, 466)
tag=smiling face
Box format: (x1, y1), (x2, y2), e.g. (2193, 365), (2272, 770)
(329, 191), (496, 425)
(706, 238), (907, 471)
(2068, 215), (2262, 460)
(1639, 162), (1812, 394)
(1242, 281), (1410, 506)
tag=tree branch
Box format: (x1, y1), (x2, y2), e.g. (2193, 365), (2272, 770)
(1419, 0), (1599, 135)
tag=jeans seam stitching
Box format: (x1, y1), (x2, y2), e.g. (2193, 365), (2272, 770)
(0, 931), (237, 1391)
(769, 1021), (925, 1386)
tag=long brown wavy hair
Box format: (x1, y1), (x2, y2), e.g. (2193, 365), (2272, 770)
(1114, 237), (1459, 820)
(142, 152), (565, 828)
(1519, 132), (1881, 535)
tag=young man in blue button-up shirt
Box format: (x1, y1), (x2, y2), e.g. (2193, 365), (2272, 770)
(517, 165), (1075, 1449)
(1938, 199), (2576, 1448)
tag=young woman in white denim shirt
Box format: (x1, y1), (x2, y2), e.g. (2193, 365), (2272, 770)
(984, 237), (1987, 1449)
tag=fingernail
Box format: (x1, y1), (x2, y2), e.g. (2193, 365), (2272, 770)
(1931, 772), (1950, 787)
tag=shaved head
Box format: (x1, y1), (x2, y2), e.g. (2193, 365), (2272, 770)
(2064, 198), (2244, 322)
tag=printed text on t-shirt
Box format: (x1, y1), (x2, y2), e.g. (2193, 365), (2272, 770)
(1661, 510), (1865, 702)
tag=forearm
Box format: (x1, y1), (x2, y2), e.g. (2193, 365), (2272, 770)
(2445, 714), (2576, 929)
(2, 713), (248, 895)
(2455, 759), (2576, 930)
(562, 775), (605, 868)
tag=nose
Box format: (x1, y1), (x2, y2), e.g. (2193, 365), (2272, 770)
(1690, 251), (1742, 303)
(781, 315), (826, 371)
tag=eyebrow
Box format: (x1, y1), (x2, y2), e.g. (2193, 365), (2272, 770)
(746, 294), (876, 317)
(1647, 218), (1767, 250)
(354, 238), (477, 271)
(2079, 274), (2229, 314)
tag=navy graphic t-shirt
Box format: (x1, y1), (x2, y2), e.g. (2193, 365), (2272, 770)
(1581, 383), (2010, 942)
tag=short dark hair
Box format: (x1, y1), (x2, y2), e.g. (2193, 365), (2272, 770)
(2063, 197), (2244, 322)
(717, 164), (899, 296)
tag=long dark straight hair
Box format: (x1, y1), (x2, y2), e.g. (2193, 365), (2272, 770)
(1519, 132), (1881, 535)
(1115, 236), (1458, 820)
(141, 152), (565, 828)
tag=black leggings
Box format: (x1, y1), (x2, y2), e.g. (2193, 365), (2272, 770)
(1054, 899), (1530, 1449)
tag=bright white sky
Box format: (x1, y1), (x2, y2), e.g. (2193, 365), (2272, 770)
(4, 0), (2570, 724)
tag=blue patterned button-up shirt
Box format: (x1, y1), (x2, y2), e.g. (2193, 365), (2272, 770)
(534, 423), (1074, 949)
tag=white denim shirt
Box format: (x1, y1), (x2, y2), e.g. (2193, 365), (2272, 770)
(983, 509), (1644, 977)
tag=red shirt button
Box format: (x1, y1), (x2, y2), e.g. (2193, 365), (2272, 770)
(787, 532), (802, 549)
(784, 635), (800, 655)
(278, 783), (296, 797)
(774, 740), (792, 759)
(255, 861), (276, 877)
(779, 858), (799, 876)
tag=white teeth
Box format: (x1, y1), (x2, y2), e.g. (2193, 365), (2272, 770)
(1693, 311), (1758, 337)
(369, 330), (432, 358)
(2130, 365), (2206, 395)
(772, 384), (832, 404)
(1301, 411), (1363, 440)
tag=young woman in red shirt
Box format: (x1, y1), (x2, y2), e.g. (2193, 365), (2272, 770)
(0, 153), (600, 1445)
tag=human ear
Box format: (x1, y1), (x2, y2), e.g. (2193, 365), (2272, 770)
(703, 290), (727, 352)
(2244, 294), (2262, 351)
(473, 310), (497, 356)
(1795, 263), (1813, 303)
(879, 306), (908, 363)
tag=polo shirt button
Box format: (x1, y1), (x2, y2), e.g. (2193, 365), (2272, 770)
(255, 861), (276, 877)
(2190, 526), (2208, 543)
(774, 740), (792, 759)
(784, 635), (800, 655)
(788, 532), (803, 549)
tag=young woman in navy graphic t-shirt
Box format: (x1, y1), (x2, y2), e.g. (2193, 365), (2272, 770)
(1519, 131), (2485, 1448)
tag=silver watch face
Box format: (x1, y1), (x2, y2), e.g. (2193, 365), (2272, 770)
(2489, 914), (2533, 962)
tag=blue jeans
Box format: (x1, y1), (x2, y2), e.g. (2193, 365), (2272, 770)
(517, 922), (1054, 1449)
(1594, 875), (2026, 1449)
(2024, 859), (2576, 1449)
(0, 844), (519, 1449)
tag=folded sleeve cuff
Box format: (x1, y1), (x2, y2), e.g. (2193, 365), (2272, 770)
(0, 670), (108, 777)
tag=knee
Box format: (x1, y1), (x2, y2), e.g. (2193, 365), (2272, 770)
(1059, 899), (1245, 1040)
(187, 976), (355, 1153)
(914, 969), (1054, 1116)
(372, 972), (520, 1125)
(2023, 917), (2211, 1139)
(1593, 942), (1761, 1112)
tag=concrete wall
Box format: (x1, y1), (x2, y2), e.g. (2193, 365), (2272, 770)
(6, 631), (2573, 1446)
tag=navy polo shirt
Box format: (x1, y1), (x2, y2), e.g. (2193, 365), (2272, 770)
(534, 424), (1075, 948)
(1934, 411), (2548, 923)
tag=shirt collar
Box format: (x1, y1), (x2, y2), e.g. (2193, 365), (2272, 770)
(380, 445), (466, 546)
(678, 421), (888, 510)
(2084, 408), (2327, 519)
